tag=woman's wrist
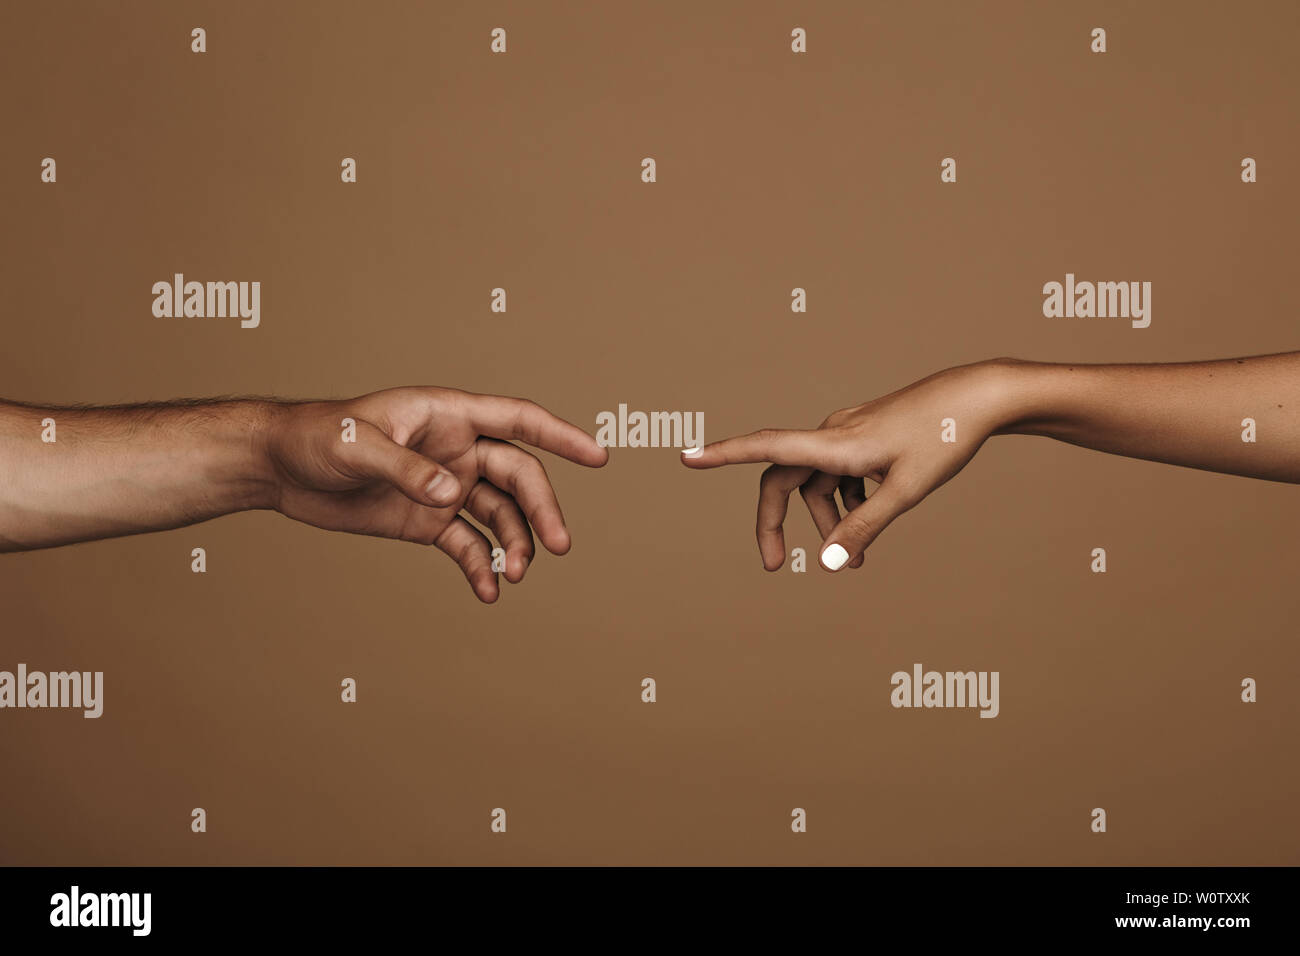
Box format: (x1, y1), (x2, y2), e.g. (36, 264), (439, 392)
(949, 357), (1029, 436)
(978, 357), (1059, 437)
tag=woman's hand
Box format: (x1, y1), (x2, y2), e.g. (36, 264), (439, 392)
(681, 361), (1015, 571)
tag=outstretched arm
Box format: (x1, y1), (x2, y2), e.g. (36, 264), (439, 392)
(681, 352), (1300, 572)
(0, 388), (608, 602)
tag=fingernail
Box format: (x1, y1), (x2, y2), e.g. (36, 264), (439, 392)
(681, 446), (702, 458)
(821, 543), (849, 571)
(425, 473), (449, 501)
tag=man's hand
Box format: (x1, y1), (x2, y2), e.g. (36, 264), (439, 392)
(0, 387), (607, 603)
(264, 387), (608, 602)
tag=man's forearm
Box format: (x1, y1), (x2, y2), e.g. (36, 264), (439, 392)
(0, 399), (281, 551)
(992, 352), (1300, 483)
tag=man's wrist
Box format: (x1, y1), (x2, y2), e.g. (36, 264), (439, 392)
(221, 400), (289, 513)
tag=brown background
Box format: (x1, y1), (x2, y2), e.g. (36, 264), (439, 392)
(1, 0), (1297, 865)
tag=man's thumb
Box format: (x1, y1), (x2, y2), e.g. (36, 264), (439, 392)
(348, 421), (461, 507)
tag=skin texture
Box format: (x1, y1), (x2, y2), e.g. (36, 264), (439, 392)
(0, 387), (608, 603)
(681, 352), (1300, 572)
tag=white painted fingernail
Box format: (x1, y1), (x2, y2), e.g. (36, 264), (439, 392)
(821, 544), (849, 571)
(682, 446), (702, 458)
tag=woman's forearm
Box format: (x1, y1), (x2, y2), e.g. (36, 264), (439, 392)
(993, 353), (1300, 483)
